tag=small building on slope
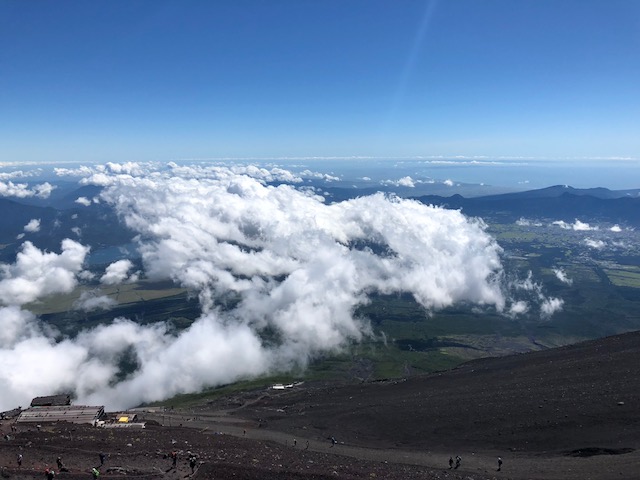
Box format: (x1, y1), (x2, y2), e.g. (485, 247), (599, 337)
(17, 405), (105, 425)
(30, 394), (72, 407)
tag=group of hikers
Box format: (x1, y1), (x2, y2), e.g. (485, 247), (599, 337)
(14, 452), (107, 478)
(13, 442), (200, 477)
(169, 450), (199, 474)
(448, 455), (462, 469)
(36, 453), (106, 479)
(449, 454), (503, 471)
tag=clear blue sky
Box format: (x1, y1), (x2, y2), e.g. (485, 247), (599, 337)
(1, 0), (639, 163)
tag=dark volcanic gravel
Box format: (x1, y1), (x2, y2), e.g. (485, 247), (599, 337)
(2, 331), (640, 479)
(239, 331), (640, 453)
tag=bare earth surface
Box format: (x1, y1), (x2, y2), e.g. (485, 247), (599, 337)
(2, 331), (640, 479)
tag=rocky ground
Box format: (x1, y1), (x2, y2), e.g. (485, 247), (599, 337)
(2, 331), (640, 479)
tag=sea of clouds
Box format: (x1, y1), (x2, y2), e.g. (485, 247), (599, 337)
(0, 162), (561, 410)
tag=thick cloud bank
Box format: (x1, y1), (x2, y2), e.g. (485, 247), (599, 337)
(0, 163), (547, 410)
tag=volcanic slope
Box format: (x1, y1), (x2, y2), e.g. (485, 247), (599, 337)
(237, 331), (640, 454)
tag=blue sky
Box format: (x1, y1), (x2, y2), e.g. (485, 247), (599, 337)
(1, 0), (639, 163)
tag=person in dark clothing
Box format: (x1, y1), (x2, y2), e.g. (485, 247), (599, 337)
(16, 453), (22, 466)
(170, 451), (177, 468)
(189, 454), (197, 474)
(497, 456), (503, 471)
(448, 456), (453, 469)
(455, 455), (461, 469)
(99, 452), (106, 466)
(56, 457), (63, 469)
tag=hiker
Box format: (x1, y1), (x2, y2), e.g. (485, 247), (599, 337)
(170, 450), (177, 468)
(16, 453), (22, 466)
(497, 456), (503, 471)
(45, 468), (55, 480)
(448, 456), (453, 469)
(305, 440), (309, 450)
(455, 455), (461, 469)
(56, 457), (63, 469)
(330, 436), (337, 447)
(293, 438), (297, 447)
(189, 454), (197, 474)
(92, 467), (100, 479)
(99, 452), (106, 466)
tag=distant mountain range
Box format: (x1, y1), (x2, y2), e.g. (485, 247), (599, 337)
(415, 185), (640, 226)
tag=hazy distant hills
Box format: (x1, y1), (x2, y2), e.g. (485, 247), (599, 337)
(0, 187), (132, 263)
(416, 185), (640, 226)
(478, 184), (640, 200)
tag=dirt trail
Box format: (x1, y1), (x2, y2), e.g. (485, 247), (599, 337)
(139, 410), (640, 480)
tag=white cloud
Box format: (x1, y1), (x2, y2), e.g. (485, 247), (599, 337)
(100, 259), (135, 285)
(0, 240), (90, 306)
(553, 268), (573, 285)
(516, 217), (542, 227)
(610, 224), (622, 232)
(396, 176), (416, 187)
(33, 182), (55, 198)
(552, 220), (570, 229)
(509, 271), (564, 319)
(508, 300), (529, 316)
(443, 179), (454, 187)
(23, 219), (41, 233)
(540, 297), (564, 318)
(0, 181), (55, 199)
(298, 169), (340, 182)
(584, 238), (606, 249)
(552, 219), (598, 231)
(380, 176), (416, 187)
(573, 219), (597, 231)
(0, 163), (561, 411)
(73, 291), (117, 312)
(75, 197), (92, 206)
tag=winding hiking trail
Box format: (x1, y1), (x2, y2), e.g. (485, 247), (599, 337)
(138, 409), (640, 480)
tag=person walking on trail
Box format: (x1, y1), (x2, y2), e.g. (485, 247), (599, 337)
(189, 454), (198, 474)
(45, 468), (55, 480)
(497, 456), (503, 471)
(56, 456), (63, 470)
(330, 436), (337, 447)
(99, 452), (106, 466)
(16, 453), (22, 467)
(455, 455), (461, 469)
(170, 450), (177, 468)
(92, 467), (100, 479)
(448, 456), (453, 469)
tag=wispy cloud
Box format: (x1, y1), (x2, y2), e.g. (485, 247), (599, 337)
(23, 219), (41, 233)
(515, 217), (542, 227)
(552, 219), (598, 231)
(584, 238), (606, 249)
(73, 291), (117, 312)
(553, 268), (573, 285)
